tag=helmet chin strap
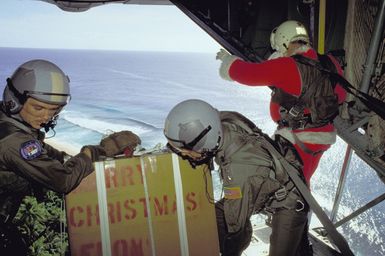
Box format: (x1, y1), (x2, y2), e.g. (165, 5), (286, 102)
(187, 135), (221, 169)
(166, 142), (216, 169)
(185, 151), (215, 169)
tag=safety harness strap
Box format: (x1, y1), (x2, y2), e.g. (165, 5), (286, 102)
(294, 54), (385, 120)
(261, 138), (354, 256)
(220, 112), (307, 213)
(219, 111), (354, 254)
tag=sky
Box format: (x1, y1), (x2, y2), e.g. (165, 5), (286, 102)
(0, 0), (221, 53)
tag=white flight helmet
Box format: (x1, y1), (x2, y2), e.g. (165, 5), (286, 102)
(270, 20), (310, 54)
(3, 59), (71, 114)
(164, 99), (222, 154)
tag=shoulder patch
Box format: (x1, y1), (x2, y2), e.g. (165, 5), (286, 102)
(20, 140), (42, 160)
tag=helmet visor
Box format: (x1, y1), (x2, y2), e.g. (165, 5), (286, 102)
(165, 125), (212, 151)
(27, 90), (71, 105)
(6, 78), (71, 106)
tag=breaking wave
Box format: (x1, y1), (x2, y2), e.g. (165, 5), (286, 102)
(61, 111), (158, 135)
(50, 109), (164, 150)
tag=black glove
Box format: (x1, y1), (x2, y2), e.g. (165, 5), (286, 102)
(81, 145), (106, 162)
(100, 130), (141, 157)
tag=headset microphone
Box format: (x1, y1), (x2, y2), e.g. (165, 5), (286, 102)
(40, 115), (58, 133)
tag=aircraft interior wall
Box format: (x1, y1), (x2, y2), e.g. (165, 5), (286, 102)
(171, 0), (348, 61)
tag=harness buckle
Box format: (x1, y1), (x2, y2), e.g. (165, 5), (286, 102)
(274, 187), (287, 201)
(289, 106), (301, 117)
(297, 120), (306, 129)
(295, 200), (305, 212)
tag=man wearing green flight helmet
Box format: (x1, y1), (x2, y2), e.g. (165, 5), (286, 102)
(0, 59), (105, 254)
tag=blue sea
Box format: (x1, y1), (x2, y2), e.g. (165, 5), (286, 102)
(0, 47), (384, 255)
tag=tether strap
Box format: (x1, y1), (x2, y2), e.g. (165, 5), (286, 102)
(329, 72), (385, 120)
(293, 55), (385, 120)
(261, 138), (354, 256)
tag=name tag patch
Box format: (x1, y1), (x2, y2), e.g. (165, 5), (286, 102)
(20, 140), (42, 160)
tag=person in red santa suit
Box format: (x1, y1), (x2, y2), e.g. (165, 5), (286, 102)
(216, 20), (346, 255)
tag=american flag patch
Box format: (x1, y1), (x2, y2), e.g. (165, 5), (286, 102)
(224, 186), (242, 199)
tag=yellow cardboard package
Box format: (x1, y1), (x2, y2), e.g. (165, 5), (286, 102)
(65, 152), (219, 256)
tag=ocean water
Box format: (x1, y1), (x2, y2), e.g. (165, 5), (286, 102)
(0, 47), (384, 255)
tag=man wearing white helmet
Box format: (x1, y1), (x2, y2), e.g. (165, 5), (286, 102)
(270, 20), (311, 56)
(164, 99), (314, 256)
(0, 59), (105, 254)
(216, 20), (347, 255)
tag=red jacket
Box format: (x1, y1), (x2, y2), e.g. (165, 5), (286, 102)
(228, 48), (346, 183)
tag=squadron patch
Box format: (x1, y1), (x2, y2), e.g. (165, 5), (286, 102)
(20, 140), (42, 160)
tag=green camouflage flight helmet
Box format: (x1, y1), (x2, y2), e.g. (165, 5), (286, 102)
(3, 59), (71, 115)
(164, 99), (223, 167)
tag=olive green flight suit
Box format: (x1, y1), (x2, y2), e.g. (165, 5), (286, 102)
(214, 111), (310, 256)
(0, 107), (94, 253)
